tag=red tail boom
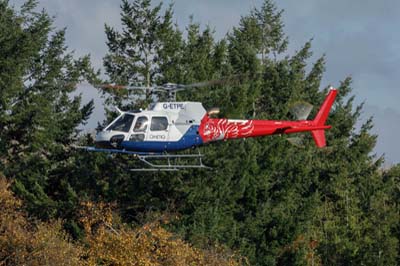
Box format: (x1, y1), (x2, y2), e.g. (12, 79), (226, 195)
(198, 88), (338, 148)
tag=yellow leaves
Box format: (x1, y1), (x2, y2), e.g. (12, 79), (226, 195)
(25, 221), (84, 266)
(0, 177), (245, 266)
(0, 176), (22, 210)
(0, 176), (82, 266)
(79, 201), (245, 266)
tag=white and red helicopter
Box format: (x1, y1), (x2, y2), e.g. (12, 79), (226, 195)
(82, 81), (337, 171)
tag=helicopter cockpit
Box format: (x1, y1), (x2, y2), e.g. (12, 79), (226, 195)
(106, 113), (135, 132)
(133, 116), (148, 132)
(97, 109), (171, 148)
(95, 101), (207, 150)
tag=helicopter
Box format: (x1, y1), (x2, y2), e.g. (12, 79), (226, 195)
(80, 80), (338, 171)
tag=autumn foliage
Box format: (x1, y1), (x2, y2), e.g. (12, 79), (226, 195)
(0, 176), (245, 266)
(2, 0), (399, 264)
(0, 176), (83, 266)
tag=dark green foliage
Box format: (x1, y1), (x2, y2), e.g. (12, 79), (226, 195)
(80, 0), (400, 264)
(0, 0), (96, 219)
(103, 0), (182, 109)
(1, 0), (399, 265)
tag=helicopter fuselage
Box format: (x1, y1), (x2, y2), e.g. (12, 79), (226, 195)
(95, 101), (206, 152)
(95, 89), (337, 152)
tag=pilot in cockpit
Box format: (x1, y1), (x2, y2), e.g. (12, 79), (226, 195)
(134, 117), (148, 132)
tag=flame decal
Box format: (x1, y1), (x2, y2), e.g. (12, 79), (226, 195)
(200, 118), (254, 142)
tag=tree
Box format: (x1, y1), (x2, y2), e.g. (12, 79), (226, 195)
(0, 0), (96, 219)
(170, 1), (399, 265)
(0, 175), (246, 265)
(0, 175), (83, 265)
(98, 0), (400, 264)
(103, 0), (182, 108)
(3, 0), (398, 265)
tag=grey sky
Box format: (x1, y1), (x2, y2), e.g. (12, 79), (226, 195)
(9, 0), (400, 165)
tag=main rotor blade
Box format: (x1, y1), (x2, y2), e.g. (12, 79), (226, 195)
(178, 74), (248, 90)
(95, 84), (152, 91)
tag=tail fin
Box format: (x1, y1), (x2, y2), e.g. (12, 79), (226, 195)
(311, 130), (327, 148)
(311, 88), (338, 147)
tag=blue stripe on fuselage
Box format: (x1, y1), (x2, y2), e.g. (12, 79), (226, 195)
(121, 125), (203, 152)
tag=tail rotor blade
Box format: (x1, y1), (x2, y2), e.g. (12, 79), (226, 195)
(289, 101), (313, 120)
(287, 137), (305, 147)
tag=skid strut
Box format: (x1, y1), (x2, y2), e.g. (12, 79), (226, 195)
(131, 151), (211, 171)
(73, 145), (210, 171)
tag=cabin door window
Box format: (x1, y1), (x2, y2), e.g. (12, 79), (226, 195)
(129, 116), (148, 142)
(148, 116), (169, 141)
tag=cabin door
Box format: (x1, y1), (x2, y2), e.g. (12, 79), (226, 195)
(129, 116), (149, 142)
(148, 116), (169, 142)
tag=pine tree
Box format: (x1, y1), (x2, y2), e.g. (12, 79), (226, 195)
(6, 1), (399, 264)
(0, 0), (96, 219)
(103, 0), (182, 108)
(171, 1), (399, 265)
(69, 0), (399, 264)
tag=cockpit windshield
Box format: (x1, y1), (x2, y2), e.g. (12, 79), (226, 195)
(107, 114), (135, 132)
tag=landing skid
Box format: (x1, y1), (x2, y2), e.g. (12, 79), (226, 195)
(73, 145), (210, 171)
(132, 152), (211, 171)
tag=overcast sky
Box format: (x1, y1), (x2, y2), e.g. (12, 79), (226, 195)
(10, 0), (400, 165)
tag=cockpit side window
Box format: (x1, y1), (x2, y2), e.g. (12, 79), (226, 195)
(150, 116), (168, 131)
(133, 116), (148, 132)
(107, 114), (134, 132)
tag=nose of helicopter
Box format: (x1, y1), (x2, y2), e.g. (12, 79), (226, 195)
(95, 131), (126, 149)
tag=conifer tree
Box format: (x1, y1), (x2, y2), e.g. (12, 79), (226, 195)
(0, 0), (96, 219)
(169, 1), (399, 265)
(103, 0), (182, 108)
(4, 0), (394, 264)
(99, 0), (400, 264)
